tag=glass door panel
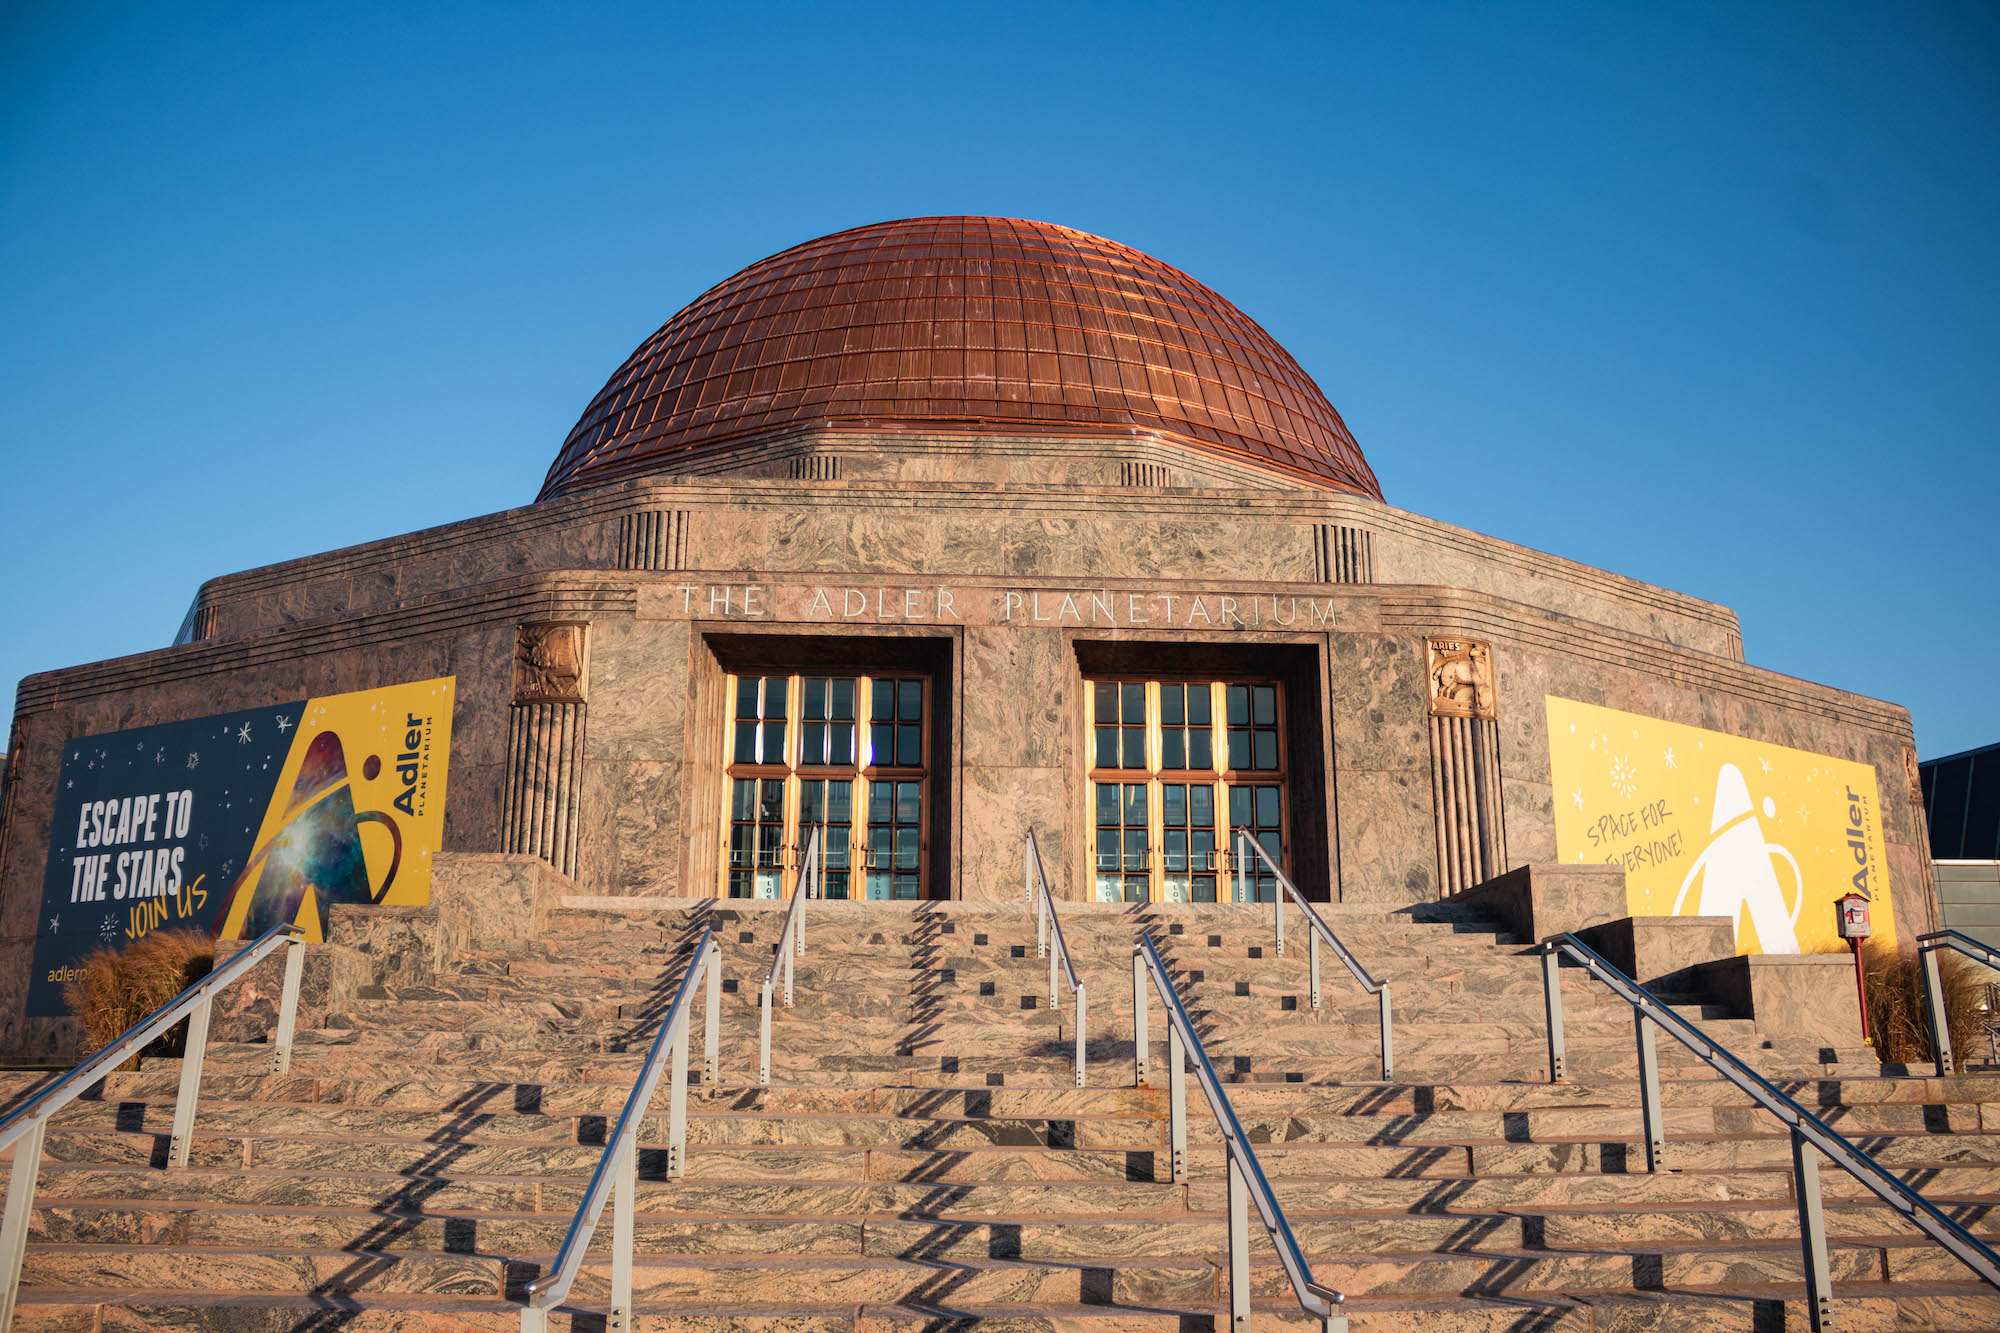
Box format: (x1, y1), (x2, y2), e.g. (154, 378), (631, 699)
(728, 777), (787, 899)
(1228, 783), (1285, 902)
(1094, 781), (1151, 902)
(1162, 782), (1218, 903)
(798, 778), (853, 899)
(867, 779), (924, 900)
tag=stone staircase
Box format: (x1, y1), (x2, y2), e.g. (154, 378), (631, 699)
(5, 875), (2000, 1330)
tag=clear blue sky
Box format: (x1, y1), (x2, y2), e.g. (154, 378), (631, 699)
(4, 3), (1996, 758)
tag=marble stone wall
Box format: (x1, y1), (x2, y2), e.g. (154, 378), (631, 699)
(0, 430), (1936, 1058)
(169, 429), (1738, 659)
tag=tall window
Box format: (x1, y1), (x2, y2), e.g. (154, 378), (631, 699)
(1086, 679), (1287, 902)
(723, 673), (929, 900)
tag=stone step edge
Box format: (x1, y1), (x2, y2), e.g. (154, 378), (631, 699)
(44, 1124), (2000, 1155)
(27, 1184), (2000, 1224)
(12, 1281), (2000, 1324)
(149, 1062), (1892, 1097)
(27, 1195), (2000, 1228)
(20, 1232), (1989, 1265)
(38, 1154), (2000, 1190)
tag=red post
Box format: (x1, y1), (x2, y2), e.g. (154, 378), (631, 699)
(1835, 894), (1874, 1043)
(1850, 937), (1871, 1042)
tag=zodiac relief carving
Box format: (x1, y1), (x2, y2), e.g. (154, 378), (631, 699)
(1904, 743), (1925, 812)
(513, 622), (589, 705)
(1427, 638), (1495, 720)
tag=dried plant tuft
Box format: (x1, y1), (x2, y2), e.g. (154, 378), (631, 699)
(1863, 942), (1988, 1066)
(62, 930), (216, 1068)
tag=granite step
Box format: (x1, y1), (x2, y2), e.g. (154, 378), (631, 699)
(12, 1287), (2000, 1333)
(20, 1245), (507, 1297)
(43, 1192), (1996, 1260)
(25, 1239), (1988, 1307)
(125, 1056), (1968, 1120)
(29, 1158), (2000, 1224)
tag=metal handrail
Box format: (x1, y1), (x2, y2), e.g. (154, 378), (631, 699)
(1918, 929), (2000, 1076)
(1023, 830), (1087, 1087)
(1541, 931), (2000, 1329)
(757, 828), (818, 1086)
(1132, 932), (1346, 1331)
(1232, 828), (1393, 1081)
(520, 926), (722, 1331)
(0, 920), (308, 1327)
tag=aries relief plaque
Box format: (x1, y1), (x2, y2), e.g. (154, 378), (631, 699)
(1427, 638), (1495, 720)
(514, 622), (589, 705)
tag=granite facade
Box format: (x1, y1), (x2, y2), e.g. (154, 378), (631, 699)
(0, 429), (1937, 1058)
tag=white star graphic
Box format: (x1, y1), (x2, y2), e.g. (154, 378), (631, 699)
(236, 723), (253, 745)
(1758, 757), (1772, 775)
(1663, 747), (1677, 770)
(1571, 789), (1585, 810)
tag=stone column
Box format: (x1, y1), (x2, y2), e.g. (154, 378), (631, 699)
(1427, 637), (1506, 896)
(501, 622), (590, 878)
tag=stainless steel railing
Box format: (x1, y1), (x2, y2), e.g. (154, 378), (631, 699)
(1918, 929), (2000, 1076)
(1540, 931), (2000, 1330)
(519, 925), (722, 1332)
(0, 920), (308, 1327)
(1022, 830), (1087, 1087)
(1132, 932), (1346, 1331)
(757, 828), (819, 1086)
(1232, 828), (1394, 1081)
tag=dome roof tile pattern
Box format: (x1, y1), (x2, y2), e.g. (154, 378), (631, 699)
(540, 216), (1380, 500)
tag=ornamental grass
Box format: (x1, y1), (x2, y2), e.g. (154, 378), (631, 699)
(1863, 941), (1991, 1067)
(61, 929), (215, 1069)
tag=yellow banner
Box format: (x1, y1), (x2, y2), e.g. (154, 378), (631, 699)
(217, 677), (454, 942)
(1546, 697), (1890, 955)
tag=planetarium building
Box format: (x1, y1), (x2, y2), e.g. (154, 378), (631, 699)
(0, 216), (1939, 1058)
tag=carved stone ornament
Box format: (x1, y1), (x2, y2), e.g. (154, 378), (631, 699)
(513, 622), (589, 705)
(1426, 637), (1495, 720)
(1904, 743), (1925, 811)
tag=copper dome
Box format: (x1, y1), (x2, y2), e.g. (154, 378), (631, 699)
(539, 217), (1381, 500)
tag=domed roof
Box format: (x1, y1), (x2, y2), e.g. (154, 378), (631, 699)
(539, 216), (1381, 500)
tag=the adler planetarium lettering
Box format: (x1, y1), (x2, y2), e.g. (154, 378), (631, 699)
(990, 590), (1334, 629)
(674, 584), (1336, 630)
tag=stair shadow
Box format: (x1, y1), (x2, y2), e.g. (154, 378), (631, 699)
(900, 903), (948, 1060)
(602, 901), (712, 1056)
(281, 1079), (513, 1331)
(285, 903), (711, 1329)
